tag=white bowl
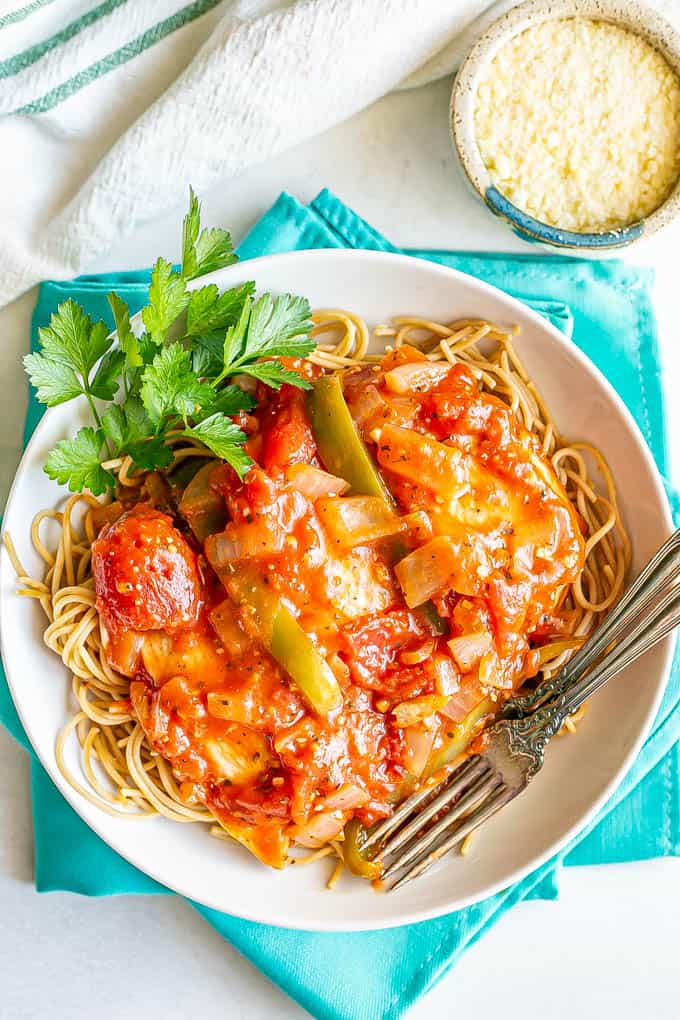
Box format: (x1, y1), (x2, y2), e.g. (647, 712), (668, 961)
(0, 249), (673, 931)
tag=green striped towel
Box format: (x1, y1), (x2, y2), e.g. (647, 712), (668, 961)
(0, 0), (555, 306)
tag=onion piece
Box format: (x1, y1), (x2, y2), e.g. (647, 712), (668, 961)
(206, 519), (286, 563)
(317, 496), (405, 548)
(209, 600), (251, 656)
(513, 542), (535, 574)
(103, 626), (143, 675)
(402, 510), (433, 541)
(399, 639), (435, 666)
(375, 423), (467, 494)
(384, 361), (452, 394)
(440, 685), (486, 722)
(478, 650), (503, 687)
(322, 783), (370, 812)
(292, 811), (347, 849)
(395, 535), (489, 607)
(431, 654), (460, 696)
(447, 631), (493, 672)
(404, 726), (437, 778)
(392, 694), (449, 728)
(204, 727), (272, 785)
(140, 632), (173, 683)
(348, 383), (387, 426)
(285, 464), (349, 500)
(327, 652), (351, 684)
(206, 692), (254, 724)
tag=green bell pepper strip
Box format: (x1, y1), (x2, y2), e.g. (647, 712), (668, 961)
(168, 455), (205, 492)
(205, 556), (343, 717)
(179, 462), (227, 542)
(269, 605), (343, 716)
(425, 696), (495, 776)
(344, 697), (497, 863)
(307, 375), (396, 506)
(308, 375), (447, 634)
(415, 600), (448, 636)
(343, 818), (383, 880)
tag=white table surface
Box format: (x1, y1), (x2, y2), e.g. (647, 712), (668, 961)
(0, 76), (679, 1020)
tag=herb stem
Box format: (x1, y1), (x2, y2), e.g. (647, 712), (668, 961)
(85, 393), (103, 430)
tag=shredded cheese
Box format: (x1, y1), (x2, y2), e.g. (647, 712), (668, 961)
(474, 18), (680, 232)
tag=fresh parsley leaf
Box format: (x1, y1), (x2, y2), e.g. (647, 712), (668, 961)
(101, 404), (127, 450)
(23, 353), (82, 406)
(126, 437), (174, 471)
(186, 281), (255, 337)
(223, 294), (251, 368)
(90, 349), (125, 401)
(101, 400), (172, 472)
(29, 188), (318, 498)
(242, 294), (314, 360)
(195, 384), (255, 421)
(140, 343), (212, 424)
(101, 397), (154, 454)
(191, 335), (222, 377)
(25, 299), (115, 407)
(211, 384), (256, 415)
(181, 186), (237, 281)
(136, 334), (158, 367)
(37, 299), (112, 378)
(240, 360), (312, 390)
(141, 258), (190, 344)
(108, 292), (141, 368)
(44, 427), (115, 495)
(122, 395), (153, 442)
(181, 187), (201, 280)
(193, 226), (238, 277)
(184, 414), (252, 478)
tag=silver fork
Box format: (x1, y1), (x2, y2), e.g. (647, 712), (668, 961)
(363, 529), (680, 892)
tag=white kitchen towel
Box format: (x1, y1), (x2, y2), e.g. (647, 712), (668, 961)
(0, 0), (676, 307)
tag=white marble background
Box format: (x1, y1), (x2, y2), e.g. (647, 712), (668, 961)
(0, 77), (679, 1020)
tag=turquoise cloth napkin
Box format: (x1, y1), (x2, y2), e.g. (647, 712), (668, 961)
(1, 190), (678, 1020)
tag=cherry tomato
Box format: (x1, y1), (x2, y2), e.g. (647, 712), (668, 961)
(92, 506), (201, 632)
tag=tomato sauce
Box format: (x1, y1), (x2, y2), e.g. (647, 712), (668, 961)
(93, 350), (585, 868)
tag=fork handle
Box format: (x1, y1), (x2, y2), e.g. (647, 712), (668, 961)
(503, 528), (680, 720)
(511, 581), (680, 751)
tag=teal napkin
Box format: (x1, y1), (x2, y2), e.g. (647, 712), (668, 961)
(1, 190), (678, 1020)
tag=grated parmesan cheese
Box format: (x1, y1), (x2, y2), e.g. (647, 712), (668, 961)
(474, 18), (680, 232)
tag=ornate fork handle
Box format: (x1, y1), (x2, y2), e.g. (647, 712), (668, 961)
(504, 528), (680, 720)
(494, 577), (680, 779)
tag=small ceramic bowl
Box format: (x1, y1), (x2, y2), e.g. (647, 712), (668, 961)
(451, 0), (680, 252)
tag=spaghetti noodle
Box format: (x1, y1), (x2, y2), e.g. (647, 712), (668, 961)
(6, 311), (629, 874)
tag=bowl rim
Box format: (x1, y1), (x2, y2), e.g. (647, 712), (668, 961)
(450, 0), (680, 249)
(0, 247), (675, 930)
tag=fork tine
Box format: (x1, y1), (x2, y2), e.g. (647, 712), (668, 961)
(381, 767), (503, 881)
(362, 757), (482, 852)
(388, 785), (516, 892)
(378, 757), (491, 860)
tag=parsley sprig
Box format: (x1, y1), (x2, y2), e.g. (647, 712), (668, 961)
(25, 188), (316, 495)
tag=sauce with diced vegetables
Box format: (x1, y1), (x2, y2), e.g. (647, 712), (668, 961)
(92, 348), (585, 868)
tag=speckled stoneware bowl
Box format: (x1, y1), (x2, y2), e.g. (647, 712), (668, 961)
(451, 0), (680, 251)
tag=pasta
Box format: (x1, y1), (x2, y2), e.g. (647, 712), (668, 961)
(6, 310), (628, 877)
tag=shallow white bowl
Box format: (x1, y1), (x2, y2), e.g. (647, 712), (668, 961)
(0, 249), (673, 930)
